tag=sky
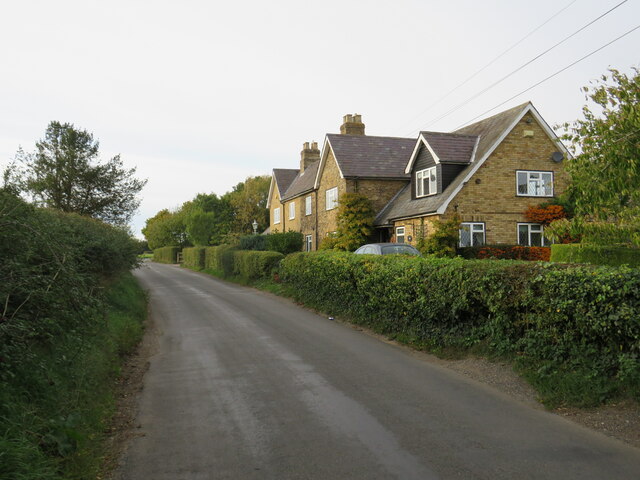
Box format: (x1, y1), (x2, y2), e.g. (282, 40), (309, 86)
(1, 0), (639, 238)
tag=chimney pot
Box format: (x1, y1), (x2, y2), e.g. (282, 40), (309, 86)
(300, 139), (321, 172)
(340, 113), (365, 135)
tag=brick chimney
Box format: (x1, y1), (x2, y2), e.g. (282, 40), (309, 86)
(340, 113), (365, 135)
(300, 141), (320, 172)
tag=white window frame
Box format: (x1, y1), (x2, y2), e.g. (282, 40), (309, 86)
(459, 222), (485, 247)
(289, 201), (296, 220)
(395, 226), (405, 243)
(516, 170), (554, 197)
(326, 187), (338, 210)
(518, 223), (546, 247)
(273, 207), (281, 224)
(416, 167), (437, 198)
(305, 195), (312, 216)
(305, 234), (312, 252)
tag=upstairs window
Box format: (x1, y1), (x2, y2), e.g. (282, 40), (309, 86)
(459, 222), (485, 247)
(273, 207), (281, 224)
(517, 171), (553, 197)
(416, 167), (437, 197)
(326, 187), (338, 210)
(289, 201), (296, 220)
(518, 223), (546, 246)
(305, 195), (312, 216)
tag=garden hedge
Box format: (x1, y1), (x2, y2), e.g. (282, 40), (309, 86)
(551, 244), (640, 267)
(232, 250), (284, 280)
(153, 246), (180, 264)
(458, 245), (550, 261)
(182, 246), (206, 269)
(280, 251), (640, 405)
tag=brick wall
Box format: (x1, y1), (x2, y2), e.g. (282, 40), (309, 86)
(317, 150), (347, 247)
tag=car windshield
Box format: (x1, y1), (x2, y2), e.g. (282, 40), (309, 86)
(380, 245), (419, 255)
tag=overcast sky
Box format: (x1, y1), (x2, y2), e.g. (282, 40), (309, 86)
(1, 0), (639, 238)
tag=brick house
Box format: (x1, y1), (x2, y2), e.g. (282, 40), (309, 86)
(268, 102), (568, 250)
(376, 102), (570, 247)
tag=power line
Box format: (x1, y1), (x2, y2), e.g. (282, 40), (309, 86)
(397, 0), (579, 134)
(454, 24), (640, 131)
(407, 0), (628, 135)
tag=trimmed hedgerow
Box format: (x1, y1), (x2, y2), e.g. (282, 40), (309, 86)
(458, 245), (551, 261)
(182, 246), (206, 270)
(551, 244), (640, 267)
(204, 245), (236, 274)
(153, 246), (180, 264)
(239, 234), (267, 251)
(266, 231), (303, 255)
(233, 250), (284, 280)
(280, 251), (640, 406)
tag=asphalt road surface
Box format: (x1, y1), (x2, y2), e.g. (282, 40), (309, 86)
(115, 262), (640, 479)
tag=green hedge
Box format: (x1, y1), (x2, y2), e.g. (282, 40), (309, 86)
(280, 251), (640, 406)
(182, 246), (206, 269)
(153, 246), (180, 264)
(239, 234), (267, 251)
(551, 244), (640, 267)
(233, 250), (284, 280)
(266, 231), (304, 255)
(204, 244), (236, 273)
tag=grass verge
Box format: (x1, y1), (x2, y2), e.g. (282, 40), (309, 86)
(0, 272), (147, 480)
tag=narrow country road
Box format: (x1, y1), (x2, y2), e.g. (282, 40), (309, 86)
(115, 262), (640, 479)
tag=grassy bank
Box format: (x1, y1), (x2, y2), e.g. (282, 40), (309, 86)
(0, 272), (147, 480)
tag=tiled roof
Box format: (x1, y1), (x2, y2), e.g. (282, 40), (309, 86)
(376, 102), (530, 225)
(281, 161), (320, 201)
(419, 131), (478, 164)
(327, 134), (415, 179)
(273, 168), (298, 197)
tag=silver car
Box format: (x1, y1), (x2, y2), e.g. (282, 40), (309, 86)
(353, 243), (422, 256)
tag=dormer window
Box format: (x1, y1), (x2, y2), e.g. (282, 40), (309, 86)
(416, 167), (437, 197)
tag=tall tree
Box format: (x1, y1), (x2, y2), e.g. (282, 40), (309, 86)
(142, 209), (189, 249)
(560, 67), (640, 221)
(335, 193), (375, 251)
(15, 121), (146, 225)
(226, 175), (270, 234)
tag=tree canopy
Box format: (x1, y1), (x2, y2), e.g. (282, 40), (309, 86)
(11, 121), (146, 225)
(560, 67), (640, 221)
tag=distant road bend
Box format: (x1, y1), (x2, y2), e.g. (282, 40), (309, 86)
(115, 262), (640, 479)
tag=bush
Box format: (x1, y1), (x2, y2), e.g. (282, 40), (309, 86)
(459, 245), (551, 261)
(239, 234), (267, 251)
(280, 251), (640, 406)
(266, 231), (303, 255)
(551, 244), (640, 267)
(232, 250), (284, 280)
(182, 246), (206, 269)
(153, 246), (180, 264)
(417, 215), (459, 257)
(204, 244), (236, 274)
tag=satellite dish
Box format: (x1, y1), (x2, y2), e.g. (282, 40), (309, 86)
(551, 151), (564, 163)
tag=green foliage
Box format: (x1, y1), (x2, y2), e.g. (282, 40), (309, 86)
(334, 193), (375, 251)
(185, 210), (217, 246)
(232, 251), (284, 280)
(239, 234), (267, 251)
(226, 175), (271, 234)
(0, 187), (147, 479)
(551, 244), (640, 267)
(266, 230), (304, 255)
(560, 67), (640, 222)
(546, 217), (639, 247)
(204, 244), (237, 275)
(319, 233), (340, 250)
(153, 246), (180, 264)
(280, 251), (640, 407)
(11, 121), (146, 225)
(417, 215), (460, 257)
(182, 246), (206, 270)
(142, 209), (189, 249)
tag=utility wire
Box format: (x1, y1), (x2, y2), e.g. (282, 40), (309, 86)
(397, 0), (579, 134)
(407, 0), (628, 135)
(453, 24), (640, 131)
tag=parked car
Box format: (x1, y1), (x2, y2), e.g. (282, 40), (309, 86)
(353, 243), (422, 256)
